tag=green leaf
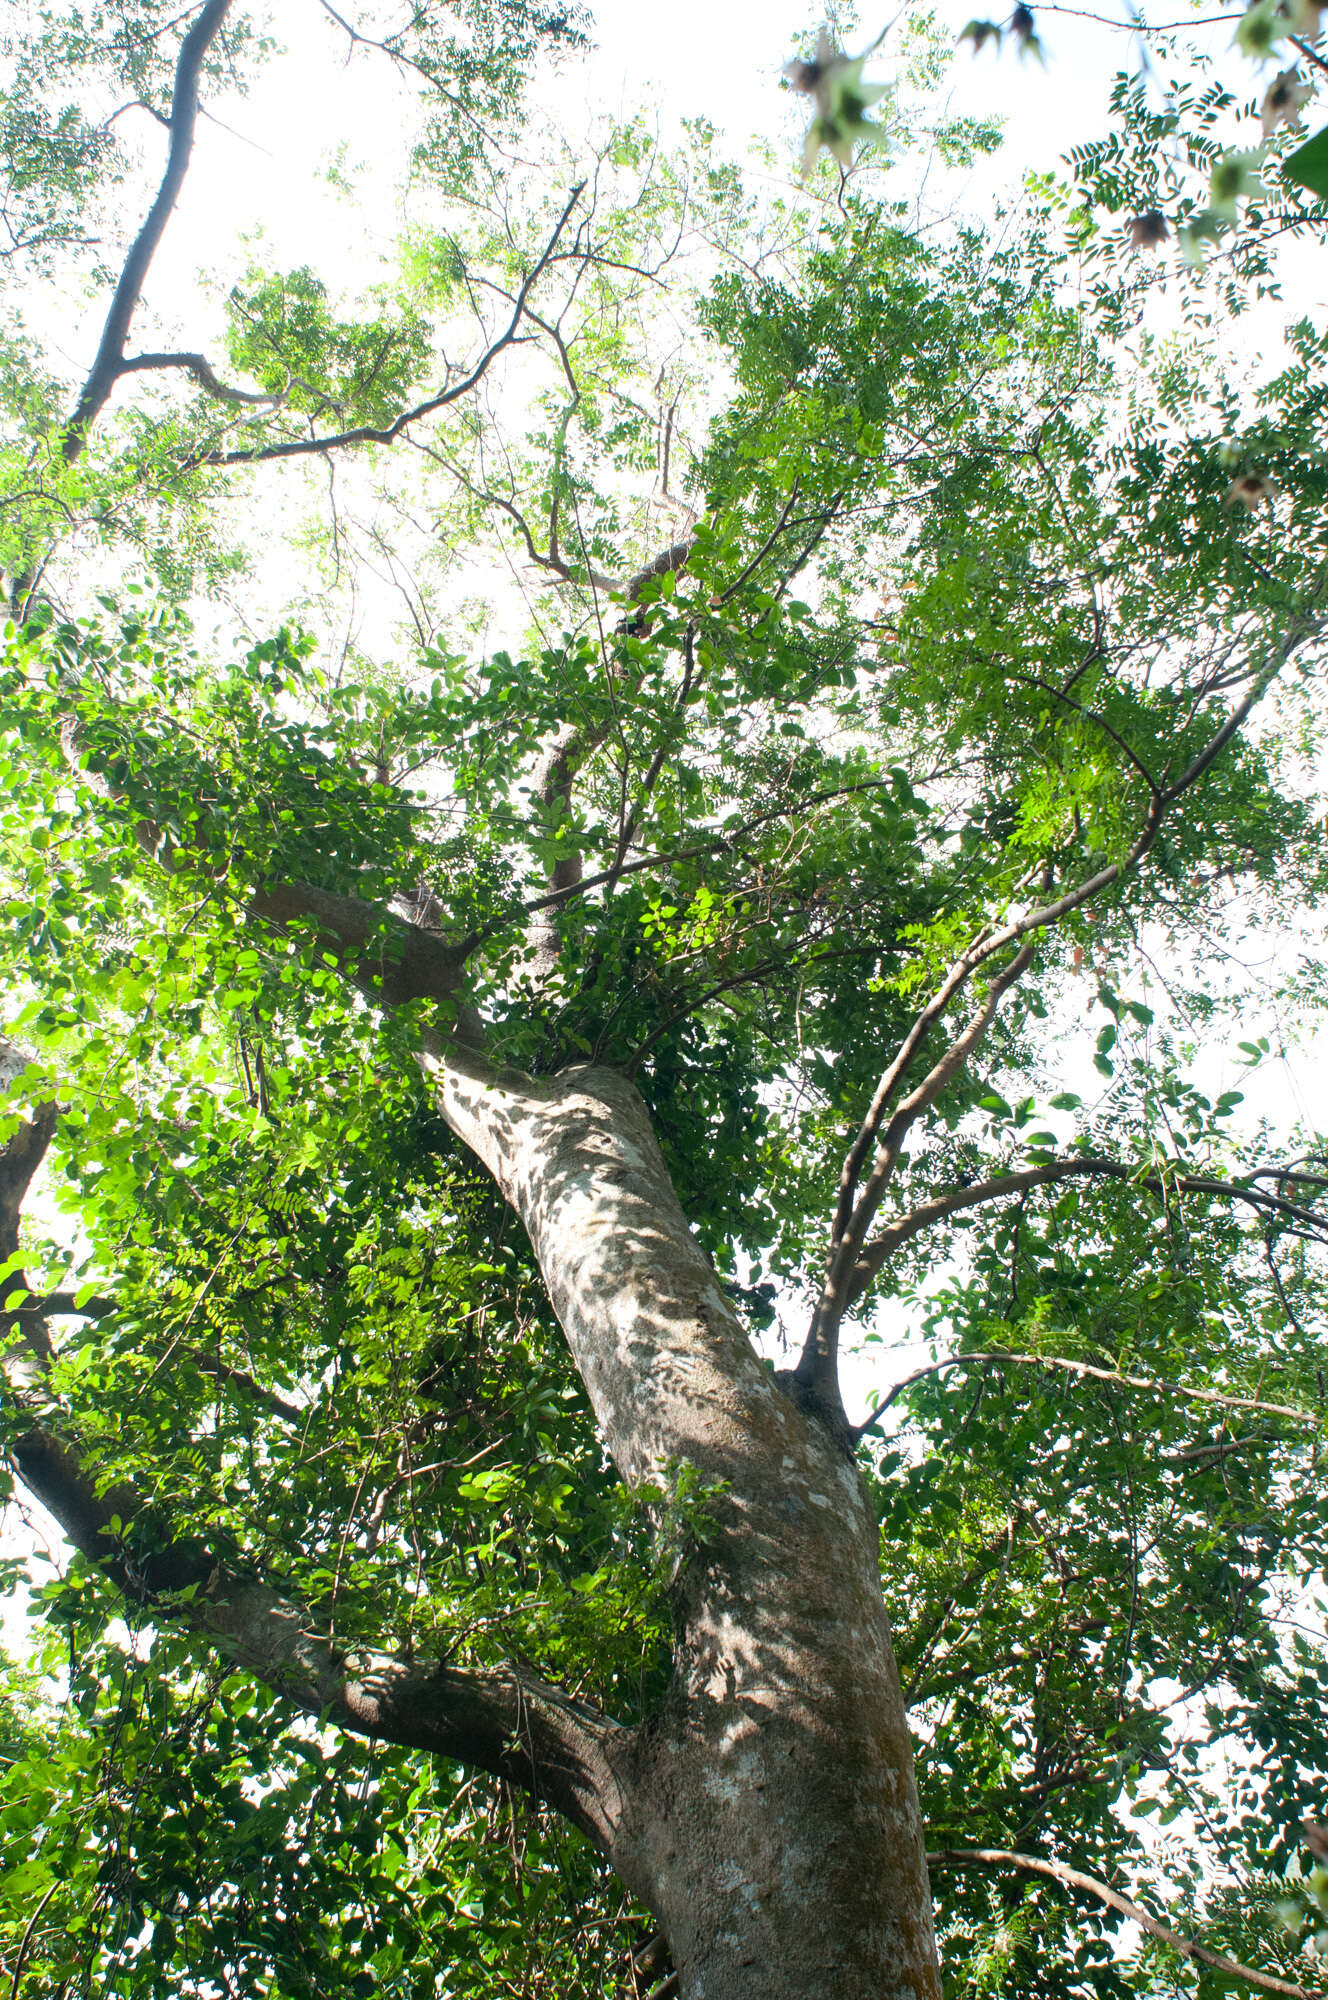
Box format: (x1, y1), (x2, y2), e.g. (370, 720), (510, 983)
(1283, 124), (1328, 203)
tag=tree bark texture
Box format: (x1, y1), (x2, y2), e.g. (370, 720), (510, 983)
(425, 1044), (942, 1999)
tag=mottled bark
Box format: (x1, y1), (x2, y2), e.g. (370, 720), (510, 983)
(424, 1043), (941, 1998)
(6, 980), (944, 1991)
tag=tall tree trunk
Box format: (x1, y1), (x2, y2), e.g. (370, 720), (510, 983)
(426, 1044), (941, 1998)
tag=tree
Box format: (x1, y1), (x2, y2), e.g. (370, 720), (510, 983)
(2, 4), (1328, 1996)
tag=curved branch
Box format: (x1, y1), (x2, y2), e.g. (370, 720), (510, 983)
(3, 1062), (630, 1858)
(7, 1881), (59, 2000)
(1161, 629), (1314, 801)
(713, 478), (802, 608)
(118, 349), (284, 407)
(200, 183), (585, 467)
(859, 1349), (1317, 1437)
(62, 0), (234, 461)
(249, 879), (471, 1009)
(8, 1416), (627, 1853)
(927, 1849), (1323, 2000)
(58, 718), (472, 1014)
(848, 1152), (1328, 1302)
(1006, 671), (1162, 797)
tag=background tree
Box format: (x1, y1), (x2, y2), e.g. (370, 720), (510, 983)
(2, 4), (1328, 1997)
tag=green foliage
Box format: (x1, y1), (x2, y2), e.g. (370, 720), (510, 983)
(224, 268), (434, 427)
(2, 7), (1328, 1995)
(0, 1626), (634, 1998)
(1284, 123), (1328, 202)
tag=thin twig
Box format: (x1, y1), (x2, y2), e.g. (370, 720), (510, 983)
(859, 1350), (1317, 1437)
(8, 1879), (59, 2000)
(849, 1152), (1328, 1301)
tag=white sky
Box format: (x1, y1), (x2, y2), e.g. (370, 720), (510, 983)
(124, 0), (1328, 345)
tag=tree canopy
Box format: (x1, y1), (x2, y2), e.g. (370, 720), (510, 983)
(2, 3), (1328, 1996)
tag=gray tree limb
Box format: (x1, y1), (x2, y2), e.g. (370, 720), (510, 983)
(9, 1417), (627, 1849)
(848, 1151), (1328, 1302)
(928, 1849), (1323, 2000)
(62, 0), (235, 461)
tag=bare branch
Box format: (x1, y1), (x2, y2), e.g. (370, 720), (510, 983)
(927, 1849), (1324, 2000)
(469, 479), (617, 592)
(118, 349), (283, 407)
(62, 0), (235, 461)
(310, 0), (510, 148)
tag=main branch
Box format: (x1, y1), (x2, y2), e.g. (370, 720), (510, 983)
(10, 1418), (626, 1849)
(2, 1092), (626, 1853)
(62, 0), (234, 461)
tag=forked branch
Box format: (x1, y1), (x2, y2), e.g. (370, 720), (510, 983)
(199, 184), (586, 468)
(249, 879), (473, 1010)
(802, 617), (1318, 1409)
(62, 0), (235, 461)
(797, 938), (1037, 1402)
(58, 721), (476, 1011)
(848, 1151), (1328, 1303)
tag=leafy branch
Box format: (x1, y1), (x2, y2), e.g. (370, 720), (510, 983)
(928, 1849), (1324, 2000)
(796, 618), (1321, 1415)
(849, 1150), (1328, 1302)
